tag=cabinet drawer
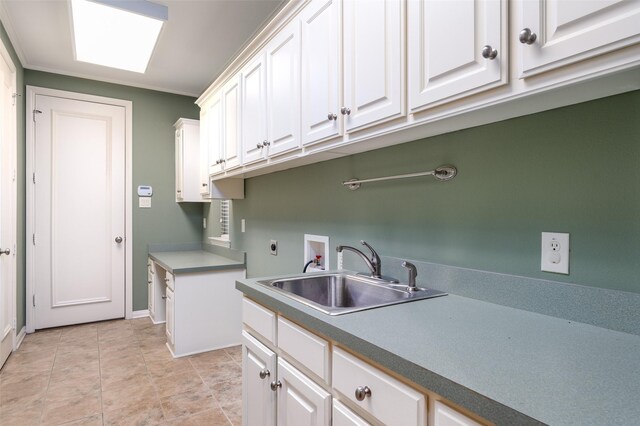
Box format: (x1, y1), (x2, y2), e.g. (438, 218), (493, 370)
(242, 298), (276, 345)
(277, 317), (330, 383)
(433, 400), (482, 426)
(332, 347), (426, 426)
(165, 271), (175, 291)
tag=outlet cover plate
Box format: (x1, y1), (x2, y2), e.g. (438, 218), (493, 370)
(270, 240), (277, 256)
(541, 232), (569, 274)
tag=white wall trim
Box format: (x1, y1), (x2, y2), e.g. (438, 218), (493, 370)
(0, 35), (18, 353)
(132, 310), (149, 319)
(25, 86), (134, 333)
(14, 326), (26, 350)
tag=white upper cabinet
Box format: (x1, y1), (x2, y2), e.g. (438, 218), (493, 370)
(198, 114), (210, 197)
(342, 0), (404, 132)
(518, 0), (640, 77)
(174, 118), (203, 202)
(205, 93), (223, 175)
(222, 73), (243, 170)
(241, 52), (268, 165)
(266, 19), (301, 157)
(408, 0), (506, 112)
(300, 0), (341, 146)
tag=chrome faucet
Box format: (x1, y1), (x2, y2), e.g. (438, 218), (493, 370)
(402, 261), (418, 292)
(336, 240), (382, 279)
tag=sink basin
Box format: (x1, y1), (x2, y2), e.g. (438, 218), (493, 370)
(258, 273), (446, 315)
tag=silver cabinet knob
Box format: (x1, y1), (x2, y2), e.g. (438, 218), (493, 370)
(259, 369), (270, 379)
(0, 248), (10, 256)
(481, 45), (498, 59)
(341, 107), (351, 116)
(262, 141), (271, 147)
(115, 236), (123, 243)
(256, 142), (263, 149)
(220, 158), (226, 163)
(215, 159), (221, 165)
(327, 113), (337, 121)
(270, 380), (281, 391)
(201, 183), (208, 187)
(519, 28), (537, 45)
(147, 280), (152, 284)
(355, 386), (371, 401)
(162, 295), (167, 299)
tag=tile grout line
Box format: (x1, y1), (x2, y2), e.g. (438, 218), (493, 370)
(38, 330), (63, 425)
(187, 354), (234, 425)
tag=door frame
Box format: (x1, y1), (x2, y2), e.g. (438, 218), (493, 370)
(0, 37), (17, 348)
(25, 86), (133, 333)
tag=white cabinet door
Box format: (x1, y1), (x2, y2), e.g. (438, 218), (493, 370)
(343, 0), (404, 132)
(518, 0), (640, 77)
(242, 331), (277, 426)
(300, 0), (341, 146)
(175, 128), (184, 200)
(206, 94), (224, 175)
(266, 19), (301, 157)
(242, 52), (268, 165)
(199, 111), (210, 196)
(277, 358), (331, 426)
(165, 287), (175, 346)
(147, 271), (154, 316)
(408, 0), (505, 111)
(333, 400), (372, 426)
(222, 74), (242, 170)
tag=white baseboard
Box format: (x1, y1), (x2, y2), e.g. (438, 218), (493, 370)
(15, 326), (26, 350)
(132, 309), (149, 319)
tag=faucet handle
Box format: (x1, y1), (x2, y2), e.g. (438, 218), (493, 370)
(360, 241), (379, 262)
(402, 261), (418, 290)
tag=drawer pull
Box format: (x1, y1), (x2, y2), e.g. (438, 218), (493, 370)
(355, 386), (372, 401)
(270, 380), (282, 391)
(162, 295), (167, 299)
(259, 369), (270, 379)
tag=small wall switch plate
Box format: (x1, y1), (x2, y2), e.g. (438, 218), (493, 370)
(270, 240), (278, 256)
(541, 232), (569, 274)
(241, 219), (245, 233)
(139, 197), (151, 208)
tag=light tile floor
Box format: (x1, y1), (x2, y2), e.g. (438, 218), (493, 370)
(0, 317), (242, 425)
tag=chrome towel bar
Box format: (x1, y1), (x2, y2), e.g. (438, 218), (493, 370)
(342, 165), (457, 190)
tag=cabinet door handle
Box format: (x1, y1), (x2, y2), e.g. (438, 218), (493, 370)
(256, 142), (263, 149)
(162, 295), (167, 299)
(519, 28), (537, 45)
(481, 45), (498, 60)
(259, 369), (270, 379)
(341, 107), (351, 116)
(115, 236), (123, 244)
(202, 183), (208, 187)
(270, 380), (281, 391)
(0, 248), (10, 256)
(147, 280), (152, 284)
(355, 386), (371, 401)
(262, 141), (271, 147)
(327, 113), (337, 121)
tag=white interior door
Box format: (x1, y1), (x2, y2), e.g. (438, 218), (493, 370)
(0, 45), (16, 369)
(33, 94), (126, 329)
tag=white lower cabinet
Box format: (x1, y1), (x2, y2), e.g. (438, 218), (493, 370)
(432, 400), (482, 426)
(243, 331), (277, 426)
(333, 347), (426, 426)
(277, 358), (331, 426)
(165, 287), (175, 345)
(147, 258), (166, 324)
(332, 400), (371, 426)
(242, 297), (486, 426)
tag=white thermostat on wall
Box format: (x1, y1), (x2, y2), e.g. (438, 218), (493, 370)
(137, 185), (153, 197)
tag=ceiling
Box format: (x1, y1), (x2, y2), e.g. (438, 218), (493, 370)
(0, 0), (285, 97)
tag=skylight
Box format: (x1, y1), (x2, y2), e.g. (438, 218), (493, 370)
(71, 0), (167, 73)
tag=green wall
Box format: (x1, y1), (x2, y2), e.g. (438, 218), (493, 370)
(232, 90), (640, 294)
(24, 70), (202, 311)
(0, 22), (26, 331)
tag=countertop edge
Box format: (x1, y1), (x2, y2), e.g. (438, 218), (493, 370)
(148, 251), (245, 274)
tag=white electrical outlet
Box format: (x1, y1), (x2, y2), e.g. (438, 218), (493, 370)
(541, 232), (570, 274)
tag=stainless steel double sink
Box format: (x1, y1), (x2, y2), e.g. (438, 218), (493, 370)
(258, 272), (446, 315)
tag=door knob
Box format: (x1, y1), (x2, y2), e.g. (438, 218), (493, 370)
(115, 236), (123, 243)
(0, 248), (10, 255)
(519, 28), (537, 45)
(481, 45), (498, 59)
(355, 386), (372, 401)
